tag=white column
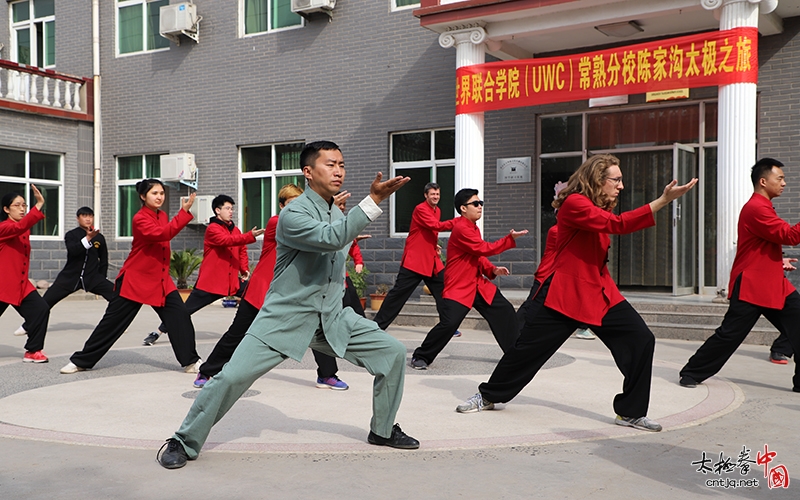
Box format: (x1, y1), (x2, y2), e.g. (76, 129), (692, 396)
(440, 27), (487, 231)
(702, 0), (773, 295)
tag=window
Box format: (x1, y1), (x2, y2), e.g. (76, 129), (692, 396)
(390, 129), (455, 235)
(392, 0), (420, 11)
(10, 0), (56, 68)
(242, 0), (302, 36)
(240, 142), (305, 230)
(116, 154), (161, 237)
(117, 0), (170, 55)
(0, 147), (62, 237)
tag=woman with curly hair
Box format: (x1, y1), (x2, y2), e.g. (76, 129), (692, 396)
(456, 154), (697, 432)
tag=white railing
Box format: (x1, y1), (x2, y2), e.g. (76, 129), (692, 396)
(0, 59), (92, 120)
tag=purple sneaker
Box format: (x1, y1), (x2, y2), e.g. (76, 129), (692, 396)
(193, 373), (209, 388)
(316, 376), (349, 390)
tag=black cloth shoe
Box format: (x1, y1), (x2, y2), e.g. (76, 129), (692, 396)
(679, 376), (698, 388)
(157, 438), (188, 469)
(367, 424), (420, 450)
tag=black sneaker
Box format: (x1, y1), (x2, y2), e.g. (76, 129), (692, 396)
(770, 351), (789, 365)
(367, 424), (420, 449)
(143, 332), (161, 346)
(410, 357), (428, 370)
(157, 438), (188, 469)
(679, 376), (698, 388)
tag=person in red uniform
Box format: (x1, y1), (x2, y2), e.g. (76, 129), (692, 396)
(335, 192), (368, 319)
(409, 188), (527, 370)
(142, 194), (264, 346)
(457, 154), (697, 433)
(60, 179), (202, 374)
(192, 184), (349, 391)
(0, 186), (50, 363)
(681, 158), (800, 392)
(373, 182), (455, 330)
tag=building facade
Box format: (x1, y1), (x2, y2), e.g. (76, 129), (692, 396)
(3, 0), (800, 297)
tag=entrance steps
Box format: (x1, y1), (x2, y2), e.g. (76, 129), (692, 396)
(366, 292), (781, 346)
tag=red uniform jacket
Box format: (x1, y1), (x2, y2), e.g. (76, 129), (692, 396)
(443, 216), (516, 308)
(242, 215), (278, 310)
(728, 193), (800, 309)
(117, 206), (194, 307)
(195, 217), (255, 296)
(0, 207), (45, 306)
(348, 240), (363, 266)
(544, 194), (654, 326)
(534, 225), (558, 283)
(400, 201), (455, 277)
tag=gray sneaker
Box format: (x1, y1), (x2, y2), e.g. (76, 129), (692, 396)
(410, 357), (428, 370)
(456, 393), (494, 413)
(615, 415), (662, 432)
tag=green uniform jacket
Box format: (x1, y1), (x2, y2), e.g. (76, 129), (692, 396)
(246, 188), (375, 361)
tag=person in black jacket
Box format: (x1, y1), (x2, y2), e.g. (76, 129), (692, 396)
(15, 207), (113, 336)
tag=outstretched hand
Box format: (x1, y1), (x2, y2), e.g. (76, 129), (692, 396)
(650, 178), (698, 214)
(354, 234), (372, 243)
(250, 226), (266, 238)
(181, 193), (196, 212)
(509, 229), (528, 240)
(86, 227), (101, 240)
(494, 266), (510, 276)
(31, 184), (45, 210)
(783, 257), (798, 271)
(369, 172), (411, 205)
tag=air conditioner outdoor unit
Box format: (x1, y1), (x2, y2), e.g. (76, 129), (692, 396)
(184, 195), (214, 224)
(291, 0), (336, 15)
(160, 2), (200, 44)
(161, 153), (197, 182)
(161, 2), (196, 33)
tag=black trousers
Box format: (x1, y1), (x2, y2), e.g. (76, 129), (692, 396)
(374, 267), (446, 330)
(770, 332), (794, 357)
(413, 291), (519, 365)
(342, 275), (366, 318)
(479, 278), (656, 419)
(157, 287), (222, 333)
(70, 276), (200, 369)
(22, 279), (115, 331)
(200, 301), (341, 380)
(681, 275), (800, 389)
(1, 290), (49, 352)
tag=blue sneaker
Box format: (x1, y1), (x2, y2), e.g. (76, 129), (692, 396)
(193, 373), (209, 388)
(316, 376), (349, 390)
(453, 330), (462, 337)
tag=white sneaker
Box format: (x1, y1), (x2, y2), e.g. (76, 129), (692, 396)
(183, 358), (203, 373)
(571, 328), (596, 340)
(60, 362), (86, 374)
(13, 325), (27, 336)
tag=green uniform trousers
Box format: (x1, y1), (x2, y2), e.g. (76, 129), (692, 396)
(173, 321), (407, 458)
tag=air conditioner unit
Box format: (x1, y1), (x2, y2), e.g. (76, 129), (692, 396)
(161, 153), (197, 182)
(291, 0), (336, 15)
(160, 2), (196, 34)
(184, 195), (214, 225)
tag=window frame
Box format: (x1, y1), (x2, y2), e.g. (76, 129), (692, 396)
(115, 154), (163, 239)
(390, 0), (420, 13)
(389, 128), (455, 238)
(238, 141), (306, 232)
(0, 146), (64, 240)
(9, 0), (56, 69)
(115, 0), (170, 58)
(239, 0), (304, 38)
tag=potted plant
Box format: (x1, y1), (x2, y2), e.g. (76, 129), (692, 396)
(170, 248), (203, 301)
(347, 261), (369, 310)
(369, 283), (391, 311)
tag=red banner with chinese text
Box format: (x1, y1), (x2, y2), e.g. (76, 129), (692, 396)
(455, 27), (757, 114)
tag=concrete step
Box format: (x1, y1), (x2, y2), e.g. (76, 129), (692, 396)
(367, 293), (781, 346)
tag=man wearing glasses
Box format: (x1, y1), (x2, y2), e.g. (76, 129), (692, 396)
(409, 188), (527, 370)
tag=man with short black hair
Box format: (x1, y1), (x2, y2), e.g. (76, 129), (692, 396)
(408, 188), (527, 370)
(680, 158), (800, 392)
(374, 182), (455, 331)
(15, 207), (112, 336)
(142, 195), (264, 345)
(157, 141), (417, 470)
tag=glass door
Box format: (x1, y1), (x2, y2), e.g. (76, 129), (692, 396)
(673, 143), (697, 295)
